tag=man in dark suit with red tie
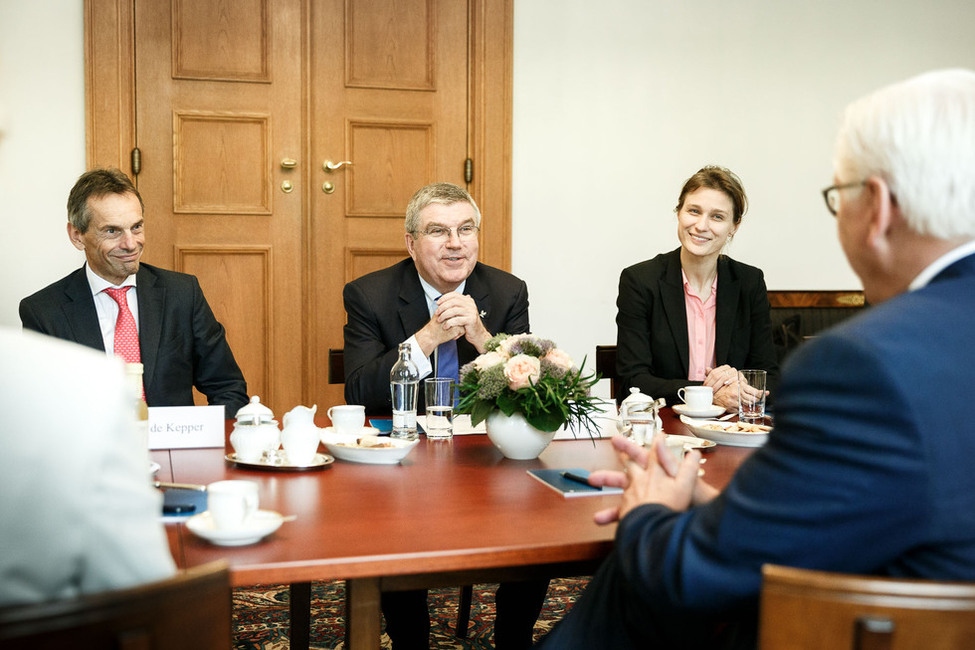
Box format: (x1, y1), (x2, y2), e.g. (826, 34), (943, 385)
(19, 168), (248, 415)
(342, 182), (545, 649)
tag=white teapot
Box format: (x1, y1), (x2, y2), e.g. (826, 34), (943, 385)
(617, 387), (665, 446)
(281, 404), (320, 465)
(231, 396), (280, 462)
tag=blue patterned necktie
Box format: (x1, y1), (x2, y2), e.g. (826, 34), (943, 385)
(434, 294), (460, 382)
(437, 339), (459, 382)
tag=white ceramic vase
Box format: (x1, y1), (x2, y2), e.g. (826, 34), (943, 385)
(485, 411), (556, 460)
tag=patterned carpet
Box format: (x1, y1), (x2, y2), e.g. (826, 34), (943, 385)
(232, 577), (588, 649)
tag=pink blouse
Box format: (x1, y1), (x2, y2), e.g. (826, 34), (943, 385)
(682, 269), (718, 381)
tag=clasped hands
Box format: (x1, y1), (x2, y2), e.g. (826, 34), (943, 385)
(589, 435), (719, 525)
(703, 365), (767, 409)
(416, 291), (491, 356)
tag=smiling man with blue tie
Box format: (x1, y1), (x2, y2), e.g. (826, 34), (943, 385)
(343, 182), (530, 414)
(342, 182), (545, 649)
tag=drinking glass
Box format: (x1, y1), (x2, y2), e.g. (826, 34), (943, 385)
(738, 369), (767, 422)
(424, 378), (455, 438)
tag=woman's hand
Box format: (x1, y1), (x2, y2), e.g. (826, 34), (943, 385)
(705, 366), (740, 408)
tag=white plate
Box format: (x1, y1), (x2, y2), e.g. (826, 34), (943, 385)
(679, 415), (771, 448)
(664, 434), (717, 450)
(673, 403), (727, 418)
(186, 510), (284, 546)
(320, 428), (419, 464)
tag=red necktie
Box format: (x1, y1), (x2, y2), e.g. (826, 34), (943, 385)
(104, 286), (141, 365)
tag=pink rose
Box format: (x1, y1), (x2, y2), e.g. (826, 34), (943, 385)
(543, 348), (573, 371)
(504, 354), (540, 391)
(473, 351), (505, 371)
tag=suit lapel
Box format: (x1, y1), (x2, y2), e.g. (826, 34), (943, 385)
(136, 267), (164, 395)
(714, 256), (740, 364)
(397, 263), (432, 345)
(659, 251), (691, 375)
(63, 268), (106, 351)
(459, 264), (490, 363)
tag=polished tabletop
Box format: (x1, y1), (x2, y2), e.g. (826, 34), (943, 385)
(154, 409), (755, 648)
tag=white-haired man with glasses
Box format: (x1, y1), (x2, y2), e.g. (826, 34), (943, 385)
(536, 69), (975, 649)
(342, 181), (545, 649)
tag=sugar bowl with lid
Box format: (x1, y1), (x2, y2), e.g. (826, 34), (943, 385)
(230, 396), (280, 462)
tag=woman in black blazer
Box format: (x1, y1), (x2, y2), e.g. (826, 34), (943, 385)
(615, 166), (778, 409)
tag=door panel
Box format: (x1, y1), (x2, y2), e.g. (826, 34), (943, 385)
(309, 0), (470, 409)
(135, 0), (303, 412)
(87, 0), (512, 416)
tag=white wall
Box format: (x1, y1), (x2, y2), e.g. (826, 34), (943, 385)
(511, 0), (975, 385)
(0, 1), (87, 328)
(3, 1), (974, 394)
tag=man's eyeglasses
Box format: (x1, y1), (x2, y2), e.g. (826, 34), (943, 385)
(821, 181), (866, 216)
(414, 224), (480, 241)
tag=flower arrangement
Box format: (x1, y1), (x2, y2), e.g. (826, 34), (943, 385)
(455, 333), (602, 434)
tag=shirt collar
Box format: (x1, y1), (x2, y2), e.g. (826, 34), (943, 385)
(416, 272), (466, 303)
(908, 239), (975, 291)
(84, 263), (137, 296)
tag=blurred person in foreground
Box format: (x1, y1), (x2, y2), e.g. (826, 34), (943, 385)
(537, 68), (975, 648)
(615, 166), (779, 410)
(342, 182), (544, 649)
(0, 328), (175, 606)
(19, 168), (248, 415)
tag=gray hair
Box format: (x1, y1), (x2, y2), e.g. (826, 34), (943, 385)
(834, 68), (975, 239)
(404, 182), (481, 234)
(67, 168), (144, 233)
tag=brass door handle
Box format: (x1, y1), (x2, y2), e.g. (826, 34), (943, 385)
(323, 160), (353, 173)
(281, 158), (298, 169)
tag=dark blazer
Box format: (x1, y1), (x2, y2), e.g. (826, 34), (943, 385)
(615, 248), (779, 404)
(19, 264), (248, 414)
(537, 253), (975, 649)
(343, 258), (530, 413)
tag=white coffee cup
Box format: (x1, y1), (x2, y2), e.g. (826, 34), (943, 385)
(677, 385), (714, 412)
(207, 480), (259, 530)
(327, 404), (366, 434)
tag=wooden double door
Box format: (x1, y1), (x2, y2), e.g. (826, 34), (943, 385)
(86, 0), (512, 413)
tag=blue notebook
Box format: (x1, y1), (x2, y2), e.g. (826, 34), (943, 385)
(369, 419), (426, 434)
(527, 468), (623, 498)
(160, 487), (208, 519)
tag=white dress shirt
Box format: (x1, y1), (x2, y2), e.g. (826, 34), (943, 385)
(909, 238), (975, 291)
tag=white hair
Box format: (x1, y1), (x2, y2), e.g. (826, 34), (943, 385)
(834, 68), (975, 239)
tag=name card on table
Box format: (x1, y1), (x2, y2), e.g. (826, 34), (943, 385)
(148, 405), (226, 449)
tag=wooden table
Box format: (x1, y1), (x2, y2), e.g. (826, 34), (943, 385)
(155, 409), (754, 649)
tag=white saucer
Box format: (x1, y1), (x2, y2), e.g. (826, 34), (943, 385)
(673, 403), (726, 418)
(186, 510), (284, 546)
(664, 434), (717, 450)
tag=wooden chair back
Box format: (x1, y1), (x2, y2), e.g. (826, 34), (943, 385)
(595, 345), (619, 401)
(0, 561), (232, 650)
(760, 564), (975, 650)
(329, 348), (345, 384)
